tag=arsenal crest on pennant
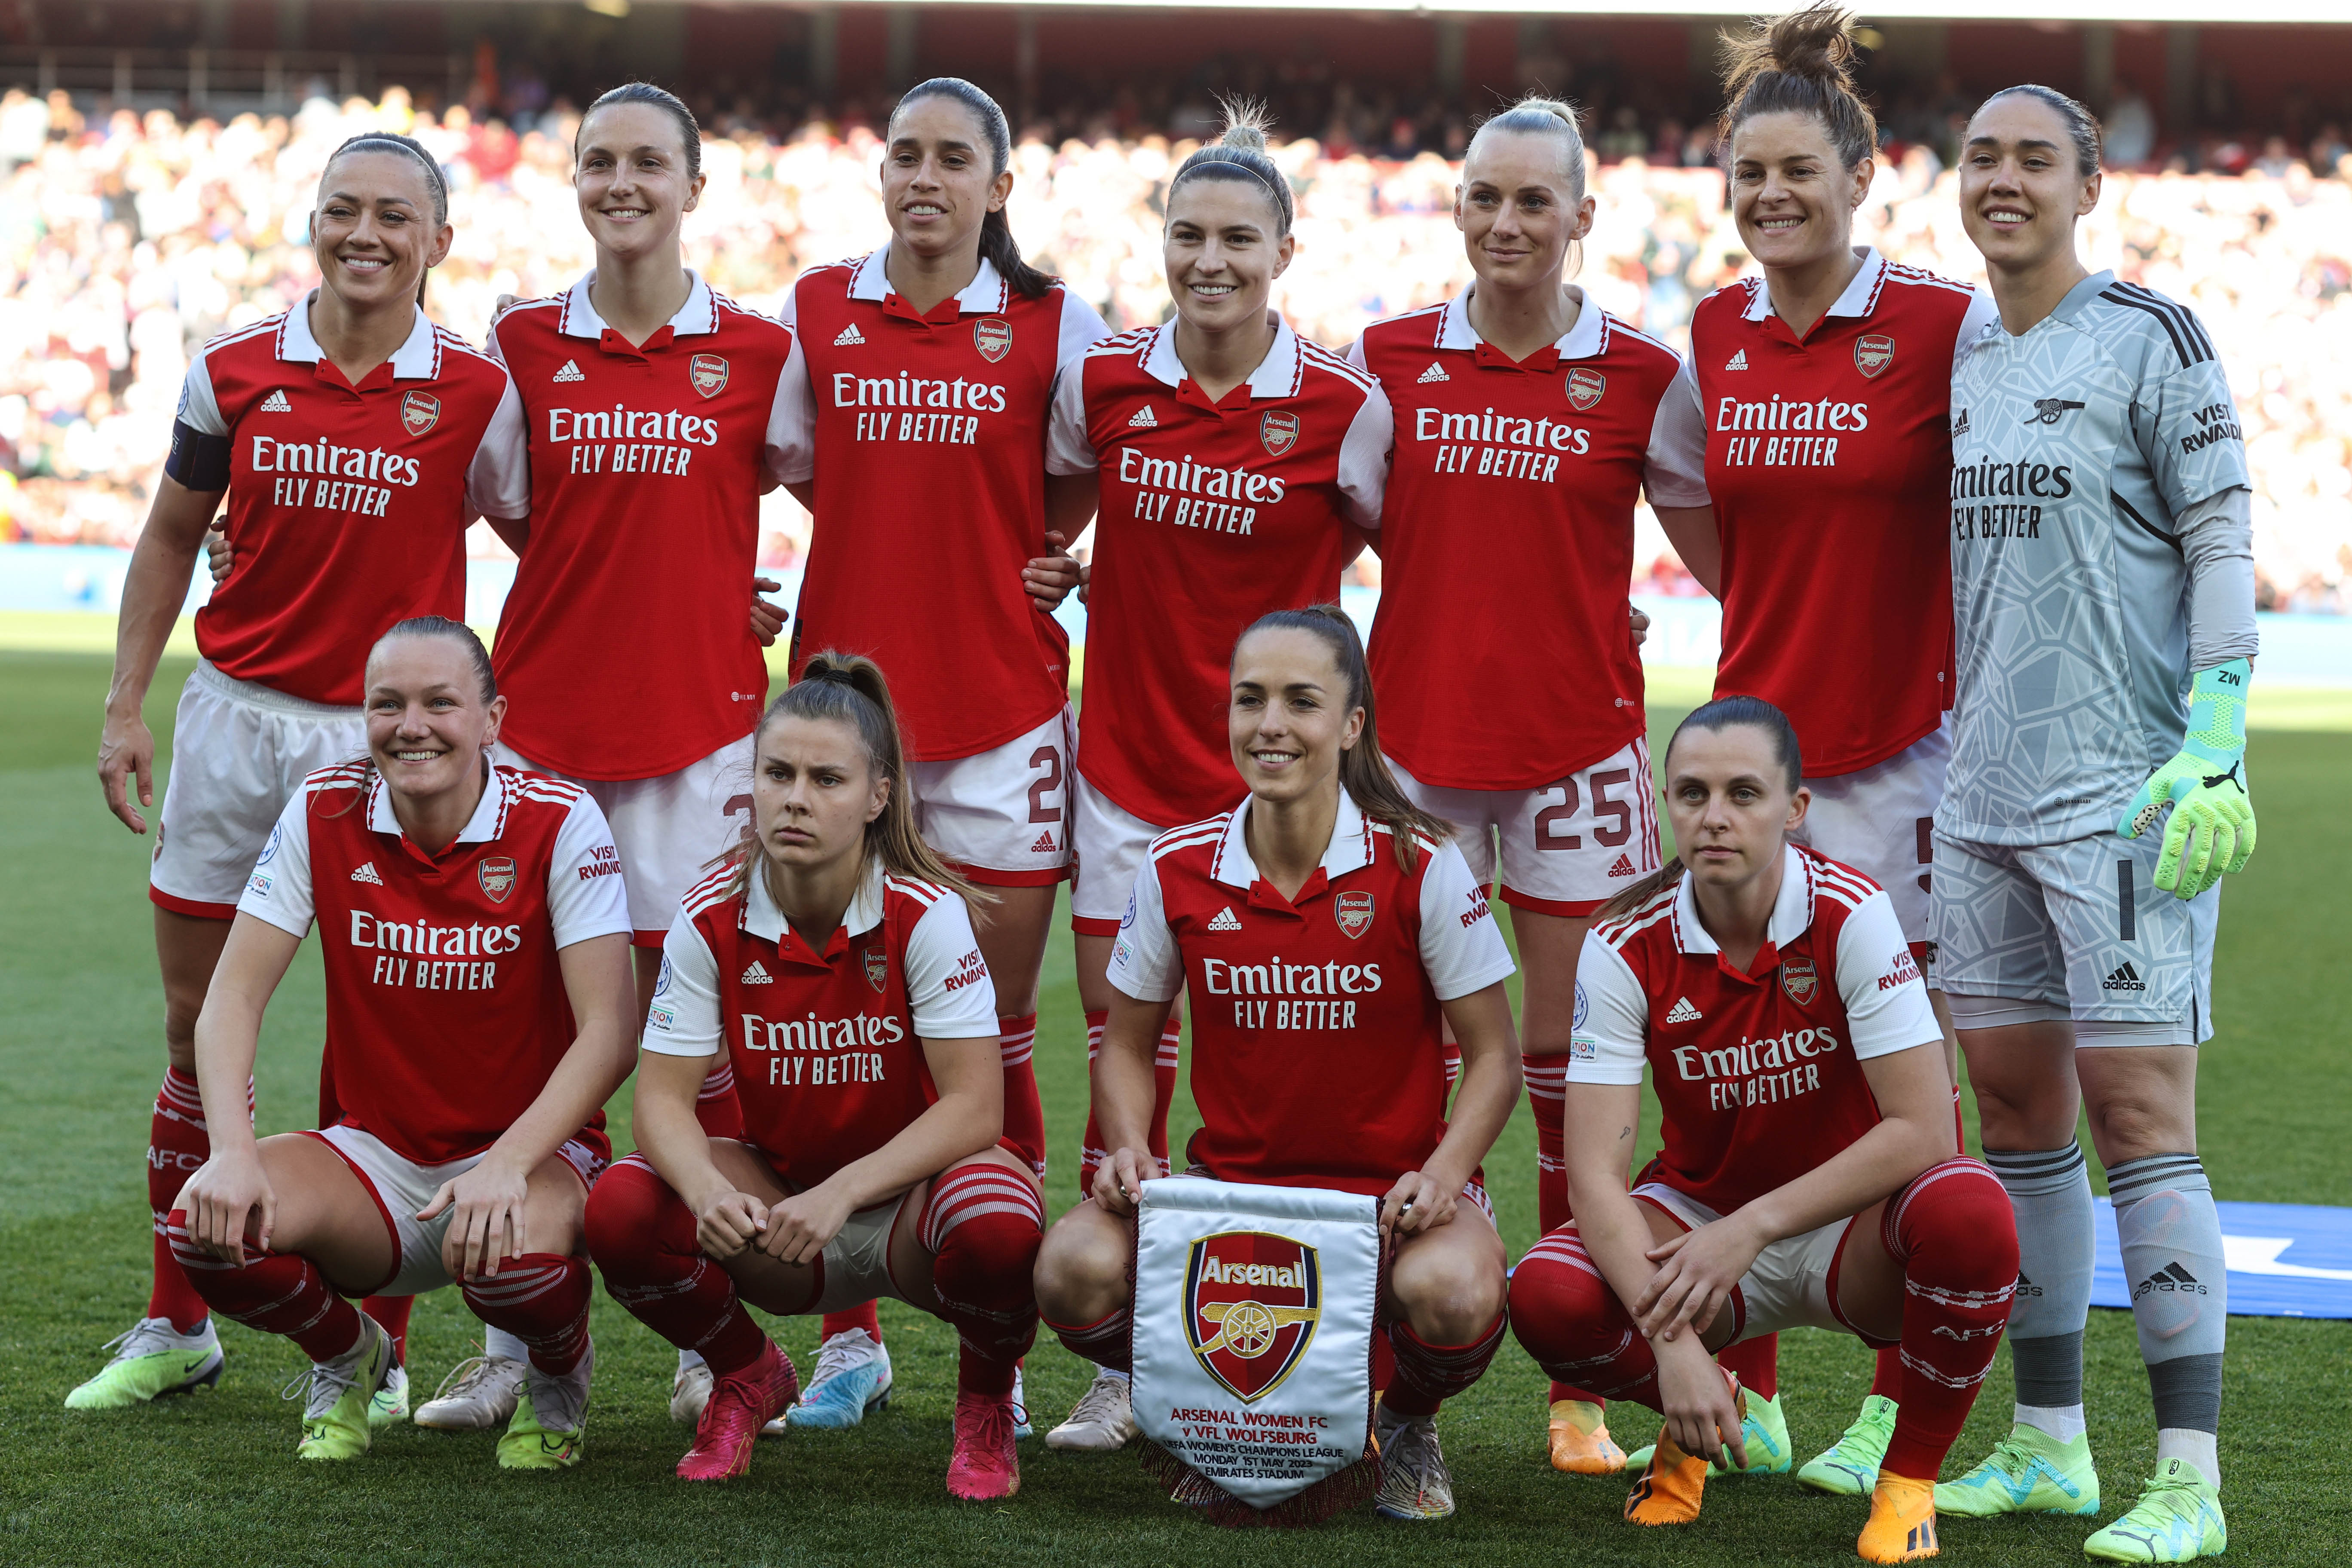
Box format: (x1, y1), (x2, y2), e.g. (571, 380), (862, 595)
(865, 946), (889, 994)
(689, 353), (730, 398)
(1184, 1231), (1322, 1403)
(1259, 409), (1299, 457)
(1781, 955), (1819, 1006)
(974, 317), (1012, 363)
(1335, 891), (1374, 940)
(400, 390), (440, 437)
(1853, 334), (1895, 379)
(1566, 367), (1606, 411)
(477, 856), (517, 903)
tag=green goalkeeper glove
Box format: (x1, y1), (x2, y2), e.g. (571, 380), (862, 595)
(2116, 657), (2256, 899)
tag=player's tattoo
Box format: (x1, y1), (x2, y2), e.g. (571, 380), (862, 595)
(1619, 1125), (1632, 1142)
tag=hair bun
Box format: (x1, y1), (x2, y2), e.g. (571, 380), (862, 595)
(1216, 97), (1273, 153)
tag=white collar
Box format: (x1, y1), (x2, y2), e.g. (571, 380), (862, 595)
(367, 762), (511, 843)
(278, 292), (441, 379)
(744, 857), (889, 947)
(1740, 246), (1890, 323)
(846, 242), (1011, 314)
(557, 269), (718, 340)
(1433, 284), (1608, 360)
(1206, 789), (1379, 891)
(1139, 315), (1305, 400)
(1669, 845), (1816, 957)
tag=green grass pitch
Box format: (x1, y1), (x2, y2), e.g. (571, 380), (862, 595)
(3, 646), (2347, 1566)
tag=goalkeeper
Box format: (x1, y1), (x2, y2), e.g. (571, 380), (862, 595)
(1928, 84), (2256, 1563)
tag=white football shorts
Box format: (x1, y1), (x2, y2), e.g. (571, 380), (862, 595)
(1391, 736), (1660, 919)
(910, 704), (1074, 887)
(1793, 720), (1949, 972)
(1635, 1180), (1886, 1347)
(151, 660), (365, 918)
(1070, 767), (1183, 935)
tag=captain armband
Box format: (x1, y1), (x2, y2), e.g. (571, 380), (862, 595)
(165, 419), (231, 492)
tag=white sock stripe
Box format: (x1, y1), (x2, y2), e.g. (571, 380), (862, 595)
(1899, 1348), (1992, 1389)
(1904, 1278), (2017, 1308)
(999, 1041), (1036, 1065)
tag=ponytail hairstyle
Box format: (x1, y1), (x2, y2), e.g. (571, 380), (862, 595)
(578, 81), (702, 183)
(332, 615), (498, 815)
(1975, 83), (2103, 177)
(1597, 694), (1805, 920)
(1718, 3), (1878, 171)
(1168, 99), (1295, 238)
(725, 652), (989, 912)
(891, 77), (1057, 300)
(1232, 606), (1451, 872)
(1467, 94), (1591, 208)
(321, 132), (449, 305)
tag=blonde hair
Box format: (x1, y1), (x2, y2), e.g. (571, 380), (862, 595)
(1468, 94), (1590, 206)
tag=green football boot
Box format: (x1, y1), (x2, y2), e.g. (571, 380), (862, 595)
(1798, 1393), (1900, 1496)
(64, 1317), (224, 1410)
(2083, 1458), (2226, 1562)
(496, 1338), (591, 1471)
(290, 1317), (393, 1461)
(1623, 1389), (1794, 1476)
(368, 1361), (410, 1430)
(1935, 1424), (2101, 1517)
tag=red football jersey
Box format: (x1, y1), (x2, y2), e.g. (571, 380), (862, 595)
(177, 300), (528, 705)
(1047, 321), (1392, 827)
(490, 272), (802, 780)
(1688, 249), (1995, 775)
(1106, 793), (1516, 1195)
(1571, 845), (1941, 1216)
(781, 249), (1107, 760)
(1353, 291), (1709, 789)
(236, 763), (633, 1166)
(644, 861), (1001, 1188)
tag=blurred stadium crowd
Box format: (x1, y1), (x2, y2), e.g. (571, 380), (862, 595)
(4, 86), (2347, 611)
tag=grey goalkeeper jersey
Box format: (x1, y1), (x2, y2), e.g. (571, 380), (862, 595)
(1944, 271), (2250, 846)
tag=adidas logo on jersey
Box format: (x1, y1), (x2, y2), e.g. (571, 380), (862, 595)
(1606, 853), (1637, 878)
(259, 389), (292, 412)
(741, 960), (774, 984)
(1030, 830), (1057, 853)
(552, 360), (585, 383)
(1417, 361), (1449, 384)
(1664, 996), (1703, 1023)
(1724, 349), (1749, 371)
(349, 861), (383, 885)
(1128, 404), (1159, 428)
(2102, 961), (2148, 993)
(1207, 906), (1243, 932)
(833, 324), (866, 346)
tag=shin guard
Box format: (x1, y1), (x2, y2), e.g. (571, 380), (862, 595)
(1508, 1228), (1660, 1407)
(165, 1211), (360, 1362)
(583, 1155), (768, 1375)
(2108, 1154), (2226, 1441)
(922, 1164), (1045, 1396)
(462, 1253), (593, 1376)
(1879, 1159), (2019, 1481)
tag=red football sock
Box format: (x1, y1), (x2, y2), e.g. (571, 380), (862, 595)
(1878, 1159), (2019, 1480)
(1508, 1227), (1660, 1408)
(462, 1253), (593, 1376)
(363, 1295), (414, 1364)
(1718, 1333), (1778, 1401)
(147, 1067), (231, 1332)
(1078, 1008), (1109, 1194)
(1045, 1307), (1131, 1373)
(166, 1210), (361, 1363)
(1871, 1344), (1905, 1400)
(1524, 1054), (1608, 1410)
(998, 1013), (1047, 1180)
(821, 1301), (882, 1344)
(921, 1164), (1044, 1397)
(583, 1155), (770, 1375)
(694, 1058), (746, 1141)
(1079, 1010), (1178, 1194)
(1382, 1311), (1507, 1418)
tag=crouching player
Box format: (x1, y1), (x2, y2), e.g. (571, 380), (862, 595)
(1508, 697), (2018, 1562)
(1034, 607), (1522, 1522)
(170, 617), (636, 1464)
(584, 655), (1044, 1499)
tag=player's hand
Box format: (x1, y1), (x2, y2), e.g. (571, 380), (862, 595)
(421, 1158), (531, 1280)
(1378, 1169), (1456, 1240)
(1076, 559), (1092, 606)
(492, 293), (519, 322)
(1628, 601), (1651, 651)
(692, 1188), (770, 1260)
(1656, 1343), (1749, 1471)
(1634, 1215), (1763, 1341)
(750, 575), (788, 646)
(757, 1184), (853, 1264)
(180, 1146), (274, 1267)
(1091, 1146), (1163, 1219)
(97, 706), (158, 834)
(1025, 531), (1081, 612)
(2116, 658), (2256, 899)
(205, 519), (233, 585)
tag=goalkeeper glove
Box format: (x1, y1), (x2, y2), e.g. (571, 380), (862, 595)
(2116, 657), (2256, 899)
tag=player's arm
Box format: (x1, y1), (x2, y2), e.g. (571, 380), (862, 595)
(1647, 361), (1719, 596)
(101, 468), (225, 833)
(1385, 979), (1518, 1237)
(177, 913), (302, 1265)
(1093, 986), (1175, 1216)
(1654, 506), (1721, 597)
(634, 918), (771, 1260)
(1029, 471), (1099, 611)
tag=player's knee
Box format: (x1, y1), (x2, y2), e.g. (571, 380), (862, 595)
(1033, 1207), (1130, 1324)
(1889, 1159), (2019, 1285)
(2085, 1095), (2193, 1164)
(1507, 1231), (1619, 1354)
(581, 1158), (670, 1274)
(1389, 1246), (1504, 1344)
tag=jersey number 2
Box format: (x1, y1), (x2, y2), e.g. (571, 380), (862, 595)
(1028, 747), (1064, 824)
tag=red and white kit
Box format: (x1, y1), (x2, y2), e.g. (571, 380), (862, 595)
(1354, 289), (1704, 915)
(781, 248), (1106, 884)
(1687, 250), (1997, 951)
(153, 299), (528, 917)
(1106, 793), (1516, 1196)
(233, 762), (631, 1293)
(1047, 321), (1392, 932)
(490, 271), (804, 942)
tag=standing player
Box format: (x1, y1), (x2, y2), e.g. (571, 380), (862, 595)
(1662, 3), (2002, 1494)
(1039, 107), (1392, 1448)
(1508, 696), (2018, 1564)
(1932, 86), (2255, 1563)
(584, 656), (1043, 1500)
(1034, 607), (1521, 1522)
(77, 133), (528, 1414)
(773, 76), (1106, 1428)
(168, 618), (635, 1465)
(1351, 95), (1711, 1477)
